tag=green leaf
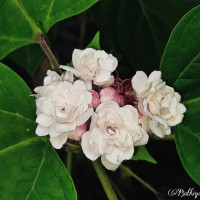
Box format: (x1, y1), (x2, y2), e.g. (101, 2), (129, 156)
(160, 5), (200, 101)
(174, 99), (200, 185)
(131, 146), (157, 164)
(87, 31), (100, 49)
(7, 44), (45, 76)
(160, 6), (200, 186)
(0, 63), (76, 199)
(0, 0), (99, 60)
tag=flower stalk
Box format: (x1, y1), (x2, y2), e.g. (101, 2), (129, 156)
(93, 160), (118, 200)
(120, 165), (160, 197)
(37, 35), (62, 74)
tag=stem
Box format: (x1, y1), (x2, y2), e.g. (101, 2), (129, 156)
(120, 165), (160, 197)
(92, 160), (118, 200)
(110, 179), (126, 200)
(66, 152), (73, 174)
(151, 134), (175, 141)
(37, 35), (62, 74)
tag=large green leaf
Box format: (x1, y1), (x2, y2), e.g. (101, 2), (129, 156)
(0, 0), (99, 60)
(174, 99), (200, 185)
(0, 63), (76, 199)
(160, 6), (200, 186)
(160, 5), (200, 101)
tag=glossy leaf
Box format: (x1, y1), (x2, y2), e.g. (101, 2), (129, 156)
(7, 44), (45, 76)
(0, 63), (76, 199)
(174, 99), (200, 185)
(160, 6), (200, 185)
(0, 0), (99, 60)
(132, 146), (157, 164)
(160, 5), (200, 101)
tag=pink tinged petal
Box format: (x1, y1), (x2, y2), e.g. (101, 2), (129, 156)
(101, 156), (119, 171)
(81, 131), (100, 161)
(35, 125), (49, 136)
(73, 80), (87, 91)
(76, 108), (94, 126)
(50, 133), (68, 149)
(36, 114), (54, 127)
(94, 70), (111, 84)
(131, 71), (151, 95)
(60, 65), (81, 77)
(134, 127), (149, 146)
(89, 90), (101, 109)
(68, 123), (87, 141)
(147, 71), (161, 84)
(100, 87), (125, 106)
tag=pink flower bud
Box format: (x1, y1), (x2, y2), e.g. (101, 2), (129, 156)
(88, 90), (101, 109)
(100, 87), (125, 106)
(68, 123), (87, 141)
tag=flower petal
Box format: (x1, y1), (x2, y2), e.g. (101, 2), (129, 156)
(81, 131), (99, 161)
(60, 65), (80, 77)
(35, 125), (49, 136)
(50, 133), (68, 149)
(36, 114), (54, 127)
(131, 71), (150, 94)
(101, 156), (119, 171)
(76, 108), (94, 126)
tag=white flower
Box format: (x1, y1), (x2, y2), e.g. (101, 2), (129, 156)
(43, 70), (74, 86)
(60, 48), (118, 86)
(81, 101), (149, 170)
(34, 73), (93, 149)
(132, 71), (186, 138)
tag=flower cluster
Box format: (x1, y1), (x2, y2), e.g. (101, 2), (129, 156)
(34, 48), (186, 170)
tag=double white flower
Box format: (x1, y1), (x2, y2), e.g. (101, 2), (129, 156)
(35, 71), (93, 149)
(132, 71), (186, 137)
(81, 101), (149, 170)
(60, 48), (117, 87)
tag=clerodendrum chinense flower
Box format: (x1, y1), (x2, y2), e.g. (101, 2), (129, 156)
(132, 71), (186, 137)
(34, 71), (93, 149)
(60, 48), (117, 87)
(81, 101), (149, 170)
